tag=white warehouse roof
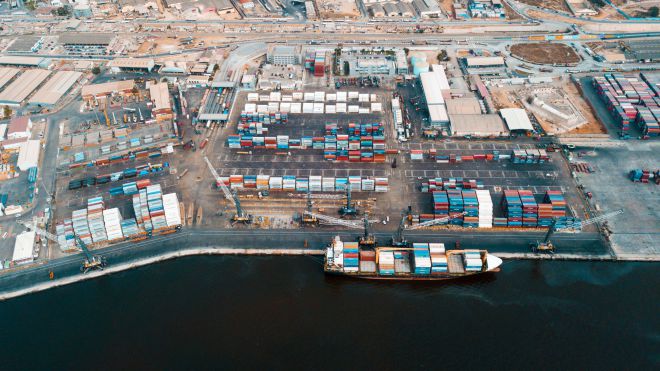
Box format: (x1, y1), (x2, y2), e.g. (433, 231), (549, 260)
(431, 64), (450, 91)
(465, 56), (505, 67)
(500, 108), (534, 131)
(429, 104), (449, 123)
(17, 139), (41, 171)
(420, 71), (445, 105)
(0, 67), (20, 90)
(12, 231), (36, 265)
(449, 114), (507, 137)
(29, 70), (82, 106)
(0, 69), (51, 105)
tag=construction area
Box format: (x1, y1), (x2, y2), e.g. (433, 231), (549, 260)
(510, 43), (582, 66)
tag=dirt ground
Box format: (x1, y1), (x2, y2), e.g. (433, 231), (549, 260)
(490, 88), (521, 110)
(503, 1), (524, 20)
(564, 81), (607, 134)
(510, 43), (581, 65)
(439, 0), (454, 14)
(518, 0), (569, 12)
(317, 0), (360, 19)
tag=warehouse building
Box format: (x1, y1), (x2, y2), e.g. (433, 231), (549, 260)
(0, 67), (20, 90)
(446, 97), (482, 115)
(413, 0), (443, 18)
(28, 70), (83, 107)
(420, 70), (450, 126)
(118, 0), (159, 14)
(0, 56), (51, 68)
(149, 82), (173, 122)
(267, 45), (301, 65)
(464, 56), (505, 68)
(7, 116), (32, 139)
(449, 113), (507, 137)
(17, 139), (41, 171)
(81, 80), (135, 103)
(107, 58), (155, 73)
(0, 69), (51, 106)
(12, 231), (36, 265)
(59, 33), (114, 55)
(369, 4), (385, 17)
(500, 108), (534, 133)
(395, 49), (408, 74)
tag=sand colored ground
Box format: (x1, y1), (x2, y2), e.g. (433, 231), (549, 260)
(510, 43), (581, 65)
(519, 0), (569, 12)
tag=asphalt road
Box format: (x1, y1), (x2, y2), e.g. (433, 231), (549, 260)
(0, 227), (605, 296)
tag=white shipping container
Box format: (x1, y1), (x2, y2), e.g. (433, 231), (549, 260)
(313, 103), (324, 114)
(257, 104), (268, 113)
(290, 102), (302, 113)
(279, 102), (291, 113)
(314, 91), (325, 102)
(348, 105), (359, 113)
(370, 94), (378, 102)
(282, 95), (293, 102)
(304, 92), (314, 101)
(247, 93), (259, 102)
(259, 94), (270, 102)
(371, 103), (382, 112)
(269, 92), (281, 101)
(348, 91), (359, 100)
(325, 105), (336, 114)
(358, 108), (370, 114)
(337, 91), (347, 102)
(326, 93), (336, 101)
(336, 103), (347, 113)
(358, 93), (369, 102)
(292, 92), (304, 100)
(302, 102), (314, 113)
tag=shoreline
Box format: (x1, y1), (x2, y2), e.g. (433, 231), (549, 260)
(1, 247), (657, 301)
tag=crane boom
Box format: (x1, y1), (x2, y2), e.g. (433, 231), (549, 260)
(304, 211), (362, 229)
(203, 156), (233, 202)
(19, 221), (64, 249)
(575, 209), (623, 228)
(406, 212), (468, 230)
(537, 209), (624, 252)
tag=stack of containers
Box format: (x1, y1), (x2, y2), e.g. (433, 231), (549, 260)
(256, 175), (270, 190)
(447, 190), (464, 226)
(162, 193), (182, 227)
(429, 243), (447, 273)
(375, 178), (388, 192)
(335, 178), (348, 191)
(462, 190), (479, 228)
(544, 191), (567, 218)
(412, 243), (431, 275)
(359, 250), (376, 273)
(147, 185), (167, 230)
(72, 209), (92, 245)
(283, 176), (296, 191)
(87, 197), (107, 244)
(295, 177), (309, 192)
(122, 181), (139, 195)
(103, 208), (124, 241)
(503, 190), (522, 227)
(229, 175), (243, 190)
(269, 176), (283, 190)
(519, 190), (538, 228)
(56, 219), (76, 251)
(378, 250), (395, 275)
(432, 191), (449, 222)
(349, 176), (361, 192)
(464, 250), (482, 272)
(322, 177), (335, 191)
(138, 189), (152, 232)
(342, 242), (359, 272)
(394, 251), (411, 274)
(476, 190), (493, 228)
(243, 175), (257, 189)
(361, 178), (375, 191)
(120, 219), (140, 237)
(309, 176), (322, 192)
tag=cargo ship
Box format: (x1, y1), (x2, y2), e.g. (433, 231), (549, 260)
(324, 236), (502, 280)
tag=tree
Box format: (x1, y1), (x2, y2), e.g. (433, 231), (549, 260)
(403, 48), (410, 55)
(3, 105), (11, 118)
(437, 50), (448, 62)
(56, 6), (70, 17)
(91, 66), (101, 74)
(648, 6), (659, 17)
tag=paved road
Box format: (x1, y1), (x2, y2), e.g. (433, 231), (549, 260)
(0, 227), (605, 296)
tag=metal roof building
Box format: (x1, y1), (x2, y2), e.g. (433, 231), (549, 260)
(500, 108), (534, 131)
(12, 231), (36, 265)
(0, 69), (51, 106)
(429, 104), (449, 124)
(81, 80), (135, 99)
(0, 67), (20, 90)
(107, 58), (155, 73)
(449, 114), (507, 137)
(28, 70), (82, 106)
(17, 139), (41, 171)
(420, 71), (445, 105)
(465, 56), (505, 68)
(0, 56), (50, 68)
(6, 36), (43, 53)
(446, 97), (482, 115)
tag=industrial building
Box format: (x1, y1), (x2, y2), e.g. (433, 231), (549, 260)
(7, 116), (32, 140)
(446, 97), (482, 115)
(0, 56), (51, 68)
(413, 0), (443, 18)
(395, 49), (408, 74)
(420, 68), (451, 126)
(624, 41), (660, 63)
(81, 80), (135, 102)
(12, 231), (36, 265)
(467, 0), (504, 18)
(464, 56), (505, 68)
(118, 0), (160, 14)
(5, 36), (44, 54)
(59, 33), (114, 55)
(499, 108), (534, 133)
(267, 45), (301, 65)
(449, 114), (507, 137)
(28, 70), (83, 107)
(17, 139), (41, 171)
(369, 4), (385, 17)
(0, 68), (20, 90)
(167, 0), (237, 15)
(107, 58), (155, 73)
(149, 82), (173, 122)
(0, 69), (51, 106)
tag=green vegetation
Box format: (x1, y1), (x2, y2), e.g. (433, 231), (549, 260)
(3, 106), (12, 118)
(437, 50), (449, 62)
(91, 66), (101, 75)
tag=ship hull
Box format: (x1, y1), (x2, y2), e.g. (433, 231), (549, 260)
(324, 268), (500, 281)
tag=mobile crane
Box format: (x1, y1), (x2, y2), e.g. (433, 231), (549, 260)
(19, 221), (106, 273)
(532, 209), (623, 253)
(303, 211), (379, 248)
(300, 189), (319, 226)
(391, 211), (468, 247)
(204, 156), (252, 224)
(338, 187), (358, 217)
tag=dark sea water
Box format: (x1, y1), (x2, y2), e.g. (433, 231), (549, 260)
(0, 257), (658, 370)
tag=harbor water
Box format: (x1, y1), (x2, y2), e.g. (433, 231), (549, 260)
(0, 257), (657, 369)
